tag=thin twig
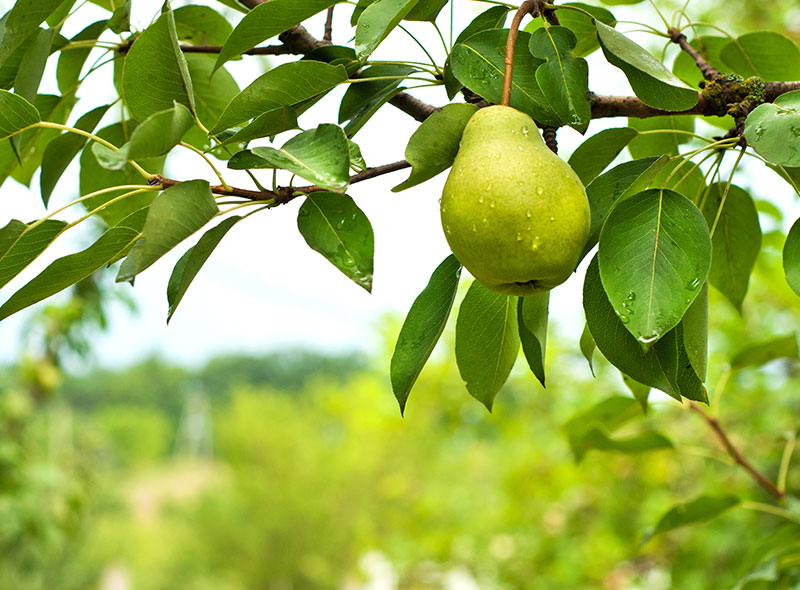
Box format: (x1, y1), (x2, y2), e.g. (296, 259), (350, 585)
(502, 0), (538, 107)
(324, 7), (334, 42)
(668, 27), (720, 81)
(688, 401), (785, 500)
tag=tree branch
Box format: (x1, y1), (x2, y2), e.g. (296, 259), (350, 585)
(668, 27), (720, 81)
(688, 401), (785, 500)
(179, 44), (295, 55)
(324, 7), (334, 43)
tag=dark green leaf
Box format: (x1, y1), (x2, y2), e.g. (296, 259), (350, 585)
(653, 323), (707, 402)
(579, 323), (595, 375)
(122, 9), (195, 121)
(598, 188), (711, 346)
(529, 26), (591, 131)
(744, 90), (800, 167)
(215, 0), (341, 70)
(702, 183), (762, 311)
(450, 29), (559, 125)
(0, 0), (65, 69)
(173, 5), (232, 46)
(0, 89), (40, 140)
(355, 0), (420, 61)
(456, 281), (519, 410)
(682, 282), (708, 381)
(14, 28), (54, 102)
(0, 227), (140, 321)
(518, 292), (548, 387)
(338, 64), (414, 136)
(568, 127), (637, 185)
(56, 20), (106, 94)
(0, 219), (66, 289)
(525, 3), (616, 57)
(622, 374), (650, 412)
(167, 215), (241, 323)
(720, 32), (800, 81)
(297, 192), (374, 291)
(730, 334), (799, 371)
(211, 61), (347, 133)
(784, 217), (800, 297)
(117, 180), (218, 282)
(646, 495), (740, 541)
(596, 21), (698, 111)
(391, 255), (462, 413)
(393, 103), (477, 191)
(627, 115), (694, 159)
(405, 0), (447, 22)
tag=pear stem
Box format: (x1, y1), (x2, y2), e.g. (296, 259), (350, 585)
(502, 1), (539, 107)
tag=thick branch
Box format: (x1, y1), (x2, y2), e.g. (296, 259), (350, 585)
(590, 92), (713, 118)
(178, 44), (295, 55)
(766, 81), (800, 101)
(388, 93), (440, 121)
(688, 402), (785, 500)
(668, 28), (720, 81)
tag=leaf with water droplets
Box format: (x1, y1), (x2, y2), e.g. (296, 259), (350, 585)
(297, 192), (374, 292)
(598, 189), (711, 347)
(744, 90), (800, 167)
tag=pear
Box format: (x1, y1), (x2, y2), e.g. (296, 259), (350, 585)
(441, 105), (590, 295)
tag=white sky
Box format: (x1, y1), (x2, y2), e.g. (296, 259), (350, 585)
(0, 0), (794, 369)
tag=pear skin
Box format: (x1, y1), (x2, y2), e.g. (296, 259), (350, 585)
(441, 105), (590, 295)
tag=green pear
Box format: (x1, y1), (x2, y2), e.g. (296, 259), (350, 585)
(441, 105), (590, 295)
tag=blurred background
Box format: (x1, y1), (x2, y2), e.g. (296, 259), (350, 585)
(1, 0), (800, 588)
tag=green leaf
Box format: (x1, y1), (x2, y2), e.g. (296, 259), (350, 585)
(117, 180), (218, 282)
(702, 183), (762, 311)
(0, 0), (65, 69)
(582, 156), (668, 259)
(784, 217), (800, 297)
(529, 26), (591, 131)
(623, 374), (650, 412)
(517, 292), (548, 387)
(348, 140), (366, 171)
(596, 21), (698, 111)
(562, 396), (639, 461)
(568, 127), (637, 185)
(14, 28), (54, 102)
(167, 216), (240, 323)
(652, 323), (707, 402)
(231, 124), (351, 193)
(0, 226), (140, 321)
(173, 5), (232, 46)
(627, 116), (694, 159)
(393, 103), (477, 191)
(338, 64), (414, 136)
(92, 103), (194, 170)
(672, 36), (727, 87)
(682, 282), (708, 381)
(730, 334), (799, 371)
(355, 0), (420, 61)
(221, 107), (298, 147)
(79, 121), (164, 226)
(56, 20), (107, 94)
(40, 104), (110, 205)
(405, 0), (447, 22)
(744, 90), (800, 167)
(450, 29), (559, 125)
(579, 429), (672, 456)
(0, 219), (66, 289)
(455, 281), (520, 411)
(215, 0), (341, 70)
(0, 89), (40, 140)
(525, 3), (615, 57)
(108, 1), (130, 33)
(720, 32), (800, 81)
(598, 188), (711, 346)
(579, 323), (595, 375)
(583, 256), (677, 399)
(122, 8), (195, 121)
(390, 255), (462, 413)
(211, 61), (347, 134)
(645, 495), (740, 541)
(297, 192), (374, 292)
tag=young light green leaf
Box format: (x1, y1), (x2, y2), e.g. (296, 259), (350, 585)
(529, 26), (591, 132)
(579, 323), (595, 375)
(393, 103), (477, 192)
(645, 495), (740, 542)
(525, 2), (615, 57)
(744, 90), (800, 167)
(720, 32), (800, 81)
(117, 180), (218, 282)
(622, 374), (650, 413)
(578, 429), (672, 457)
(0, 0), (65, 69)
(596, 22), (698, 111)
(355, 0), (420, 61)
(784, 217), (800, 297)
(450, 29), (559, 125)
(92, 103), (194, 170)
(56, 20), (107, 93)
(730, 334), (799, 371)
(338, 64), (414, 136)
(391, 255), (462, 414)
(517, 292), (548, 387)
(122, 8), (195, 121)
(598, 188), (711, 347)
(455, 280), (520, 411)
(167, 216), (241, 323)
(702, 183), (762, 311)
(211, 61), (347, 133)
(562, 396), (639, 461)
(627, 115), (694, 159)
(174, 5), (232, 46)
(568, 127), (637, 185)
(0, 227), (140, 321)
(583, 256), (677, 399)
(0, 219), (67, 289)
(0, 89), (40, 140)
(236, 124), (351, 192)
(215, 0), (341, 70)
(297, 192), (374, 292)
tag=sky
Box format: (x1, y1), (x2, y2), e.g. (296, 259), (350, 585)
(0, 0), (794, 369)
